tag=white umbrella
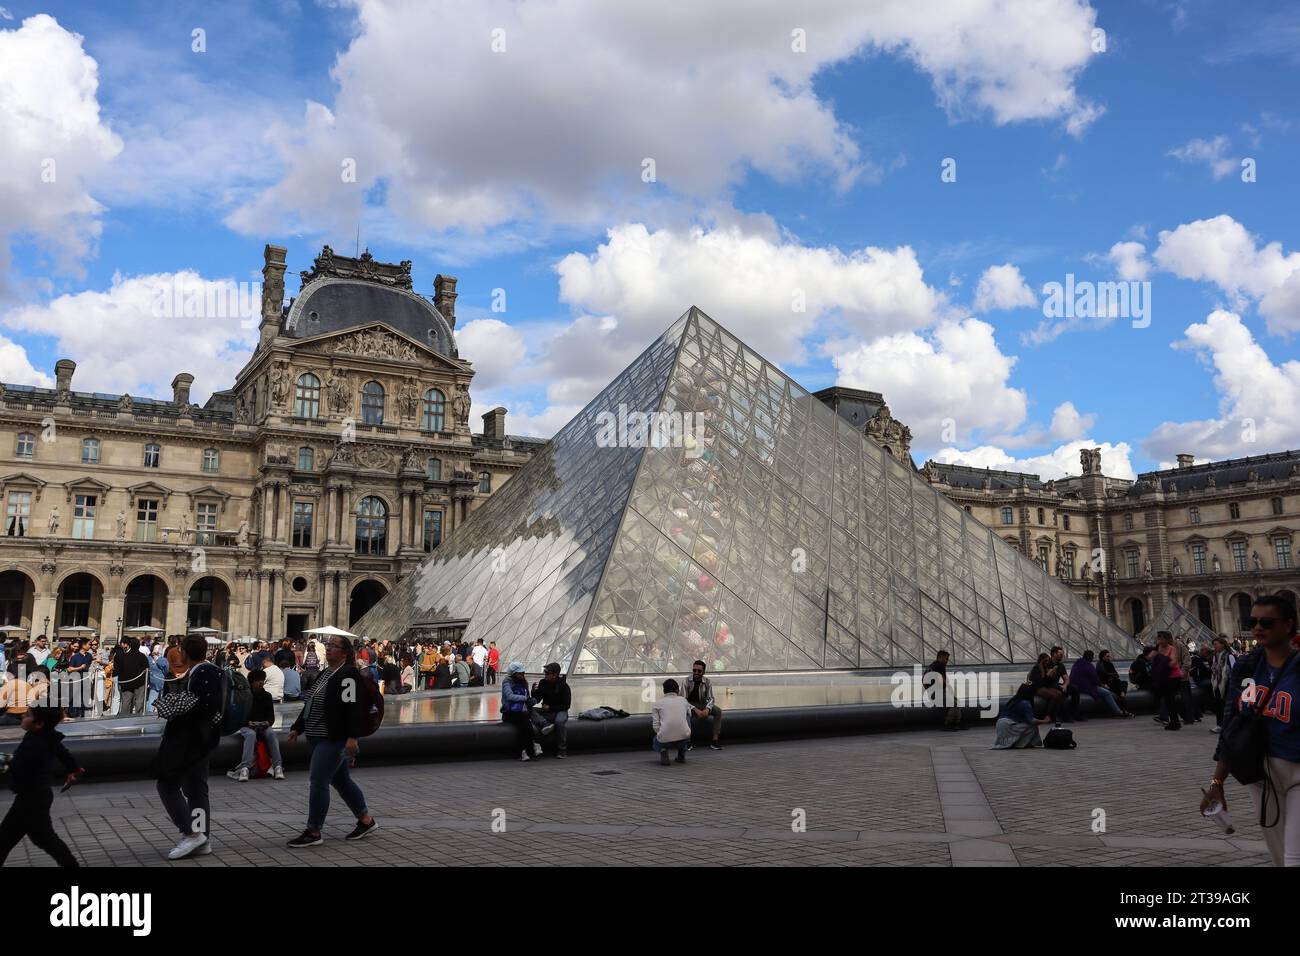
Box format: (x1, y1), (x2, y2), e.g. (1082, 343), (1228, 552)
(124, 625), (164, 634)
(204, 636), (223, 645)
(237, 636), (258, 645)
(60, 626), (96, 634)
(187, 626), (222, 635)
(0, 625), (28, 633)
(302, 625), (358, 639)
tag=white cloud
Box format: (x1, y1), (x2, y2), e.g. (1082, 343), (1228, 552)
(230, 0), (1105, 237)
(1143, 309), (1300, 460)
(0, 8), (13, 21)
(933, 439), (1136, 481)
(0, 335), (52, 387)
(455, 317), (527, 393)
(1168, 135), (1240, 180)
(0, 271), (258, 402)
(0, 15), (122, 284)
(1048, 400), (1095, 441)
(1153, 215), (1300, 333)
(549, 222), (948, 404)
(973, 263), (1036, 312)
(831, 318), (1028, 450)
(1105, 240), (1150, 281)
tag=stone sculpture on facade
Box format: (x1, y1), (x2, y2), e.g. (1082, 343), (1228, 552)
(47, 507), (59, 535)
(398, 378), (420, 421)
(269, 361), (290, 407)
(453, 385), (471, 428)
(116, 511), (127, 540)
(118, 394), (133, 412)
(326, 369), (351, 412)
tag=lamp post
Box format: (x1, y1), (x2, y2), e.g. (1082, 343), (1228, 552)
(42, 616), (49, 639)
(116, 617), (122, 640)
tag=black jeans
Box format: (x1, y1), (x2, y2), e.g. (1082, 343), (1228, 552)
(157, 755), (211, 837)
(502, 711), (535, 756)
(1158, 683), (1182, 727)
(0, 792), (78, 867)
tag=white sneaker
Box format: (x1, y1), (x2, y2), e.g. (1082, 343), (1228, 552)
(226, 767), (249, 782)
(540, 724), (555, 735)
(193, 838), (213, 856)
(272, 766), (285, 780)
(519, 752), (531, 761)
(167, 833), (208, 860)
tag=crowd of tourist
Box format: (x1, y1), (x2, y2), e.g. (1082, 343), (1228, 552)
(3, 598), (1298, 868)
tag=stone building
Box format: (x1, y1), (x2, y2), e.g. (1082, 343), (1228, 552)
(0, 245), (541, 643)
(921, 448), (1300, 638)
(807, 393), (1300, 638)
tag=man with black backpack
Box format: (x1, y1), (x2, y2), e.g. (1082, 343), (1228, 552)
(285, 636), (378, 848)
(154, 635), (224, 860)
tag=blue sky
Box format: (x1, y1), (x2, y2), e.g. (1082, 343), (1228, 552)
(2, 0), (1299, 480)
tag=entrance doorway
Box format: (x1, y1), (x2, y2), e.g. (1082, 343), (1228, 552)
(287, 614), (308, 644)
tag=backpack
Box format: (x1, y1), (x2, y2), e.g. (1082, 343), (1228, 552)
(1043, 726), (1076, 750)
(355, 668), (385, 738)
(218, 666), (253, 736)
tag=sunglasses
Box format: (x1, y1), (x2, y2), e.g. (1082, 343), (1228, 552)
(1247, 617), (1280, 628)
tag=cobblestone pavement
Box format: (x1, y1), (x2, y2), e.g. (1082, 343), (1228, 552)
(0, 717), (1271, 867)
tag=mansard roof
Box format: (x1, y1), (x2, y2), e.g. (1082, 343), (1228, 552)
(1128, 449), (1300, 497)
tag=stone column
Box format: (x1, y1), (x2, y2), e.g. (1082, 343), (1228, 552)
(259, 487), (271, 541)
(319, 486), (332, 547)
(268, 571), (283, 641)
(252, 571), (267, 638)
(320, 571), (334, 627)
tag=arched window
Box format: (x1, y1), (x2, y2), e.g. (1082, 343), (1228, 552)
(355, 496), (387, 555)
(15, 432), (34, 459)
(423, 389), (446, 432)
(81, 438), (100, 464)
(361, 381), (384, 425)
(1000, 506), (1013, 525)
(295, 373), (321, 418)
(478, 471), (492, 494)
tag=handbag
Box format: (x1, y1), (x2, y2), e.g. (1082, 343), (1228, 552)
(1220, 652), (1295, 827)
(1043, 727), (1076, 750)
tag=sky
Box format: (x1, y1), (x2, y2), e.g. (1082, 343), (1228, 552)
(2, 0), (1299, 482)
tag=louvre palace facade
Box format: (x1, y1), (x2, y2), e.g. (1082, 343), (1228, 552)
(0, 245), (541, 643)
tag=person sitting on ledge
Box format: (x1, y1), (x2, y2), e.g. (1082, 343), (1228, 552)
(1128, 646), (1155, 693)
(681, 660), (723, 750)
(530, 663), (571, 759)
(1096, 649), (1129, 710)
(991, 683), (1054, 749)
(1027, 652), (1065, 724)
(453, 654), (470, 689)
(501, 663), (539, 761)
(227, 669), (284, 782)
(1068, 650), (1134, 718)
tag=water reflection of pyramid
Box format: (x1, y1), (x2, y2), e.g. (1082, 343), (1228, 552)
(355, 308), (1140, 672)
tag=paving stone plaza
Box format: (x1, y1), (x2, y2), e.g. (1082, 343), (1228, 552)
(1, 718), (1266, 868)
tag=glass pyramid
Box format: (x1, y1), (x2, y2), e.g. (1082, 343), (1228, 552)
(354, 307), (1142, 672)
(1137, 600), (1218, 650)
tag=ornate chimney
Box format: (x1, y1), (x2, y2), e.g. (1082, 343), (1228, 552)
(259, 244), (287, 345)
(434, 274), (458, 329)
(54, 359), (76, 395)
(172, 373), (194, 406)
(1176, 453), (1194, 469)
(481, 406), (506, 440)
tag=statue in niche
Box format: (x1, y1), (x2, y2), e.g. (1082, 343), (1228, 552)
(1212, 553), (1222, 574)
(1252, 551), (1263, 572)
(453, 385), (471, 427)
(47, 507), (60, 535)
(399, 378), (420, 420)
(236, 517), (251, 549)
(269, 362), (290, 407)
(116, 511), (127, 540)
(1171, 557), (1181, 575)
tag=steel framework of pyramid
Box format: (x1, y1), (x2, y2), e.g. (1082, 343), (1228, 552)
(354, 307), (1141, 672)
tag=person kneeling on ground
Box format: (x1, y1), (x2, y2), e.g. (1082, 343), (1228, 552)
(530, 663), (570, 758)
(652, 679), (692, 765)
(227, 669), (284, 782)
(991, 684), (1054, 749)
(1068, 650), (1134, 718)
(682, 660), (723, 750)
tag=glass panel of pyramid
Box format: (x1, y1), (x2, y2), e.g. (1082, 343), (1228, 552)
(354, 307), (1142, 673)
